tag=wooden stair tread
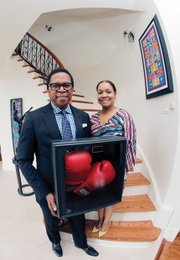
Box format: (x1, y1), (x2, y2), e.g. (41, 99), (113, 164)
(71, 100), (93, 104)
(113, 194), (156, 213)
(38, 82), (46, 86)
(28, 70), (36, 73)
(60, 220), (161, 242)
(158, 234), (180, 259)
(80, 109), (100, 112)
(126, 172), (150, 187)
(72, 93), (84, 98)
(159, 242), (173, 259)
(135, 158), (142, 163)
(22, 64), (29, 67)
(33, 75), (41, 79)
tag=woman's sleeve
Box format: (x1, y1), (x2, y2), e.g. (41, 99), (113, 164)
(123, 110), (137, 172)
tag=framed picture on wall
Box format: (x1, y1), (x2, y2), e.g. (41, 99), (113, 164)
(10, 98), (23, 155)
(139, 15), (173, 99)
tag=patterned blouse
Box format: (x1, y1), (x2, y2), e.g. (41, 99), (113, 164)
(90, 108), (136, 172)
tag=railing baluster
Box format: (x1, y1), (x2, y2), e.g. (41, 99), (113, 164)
(14, 32), (64, 81)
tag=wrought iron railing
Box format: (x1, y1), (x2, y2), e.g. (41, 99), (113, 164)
(15, 32), (64, 80)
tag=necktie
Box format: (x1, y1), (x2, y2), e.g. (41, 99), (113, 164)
(61, 110), (73, 140)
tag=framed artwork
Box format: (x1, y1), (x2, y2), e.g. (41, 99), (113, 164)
(10, 98), (23, 155)
(139, 15), (173, 99)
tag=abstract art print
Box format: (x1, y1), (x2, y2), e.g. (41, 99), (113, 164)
(10, 98), (23, 155)
(139, 15), (173, 99)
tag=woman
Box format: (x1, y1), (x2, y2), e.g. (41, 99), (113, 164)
(90, 80), (136, 237)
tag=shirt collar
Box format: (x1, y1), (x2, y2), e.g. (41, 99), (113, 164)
(51, 102), (72, 114)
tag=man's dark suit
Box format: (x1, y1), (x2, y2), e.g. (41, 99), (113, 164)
(16, 103), (91, 247)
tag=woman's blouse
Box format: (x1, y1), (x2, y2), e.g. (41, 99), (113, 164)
(90, 108), (136, 172)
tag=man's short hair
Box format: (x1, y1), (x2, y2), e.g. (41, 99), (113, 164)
(46, 67), (74, 88)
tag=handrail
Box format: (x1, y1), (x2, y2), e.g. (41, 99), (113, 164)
(27, 33), (64, 68)
(15, 32), (64, 80)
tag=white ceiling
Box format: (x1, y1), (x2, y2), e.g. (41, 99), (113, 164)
(47, 7), (136, 20)
(29, 7), (140, 71)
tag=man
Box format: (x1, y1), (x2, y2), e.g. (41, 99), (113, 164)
(16, 68), (99, 257)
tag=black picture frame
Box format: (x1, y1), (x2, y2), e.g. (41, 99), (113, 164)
(10, 98), (23, 155)
(52, 136), (126, 218)
(139, 15), (173, 99)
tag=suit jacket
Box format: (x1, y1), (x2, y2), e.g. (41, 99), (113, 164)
(16, 103), (91, 202)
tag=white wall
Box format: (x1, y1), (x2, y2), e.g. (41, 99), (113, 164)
(153, 0), (180, 239)
(0, 57), (48, 171)
(154, 0), (180, 207)
(128, 1), (178, 203)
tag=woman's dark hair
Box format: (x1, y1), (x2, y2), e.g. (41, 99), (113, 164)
(46, 67), (74, 88)
(96, 80), (117, 93)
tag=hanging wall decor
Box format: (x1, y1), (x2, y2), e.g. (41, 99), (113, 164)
(10, 98), (23, 155)
(139, 15), (173, 99)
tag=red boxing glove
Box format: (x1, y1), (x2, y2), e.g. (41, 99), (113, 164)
(73, 160), (116, 196)
(64, 151), (92, 187)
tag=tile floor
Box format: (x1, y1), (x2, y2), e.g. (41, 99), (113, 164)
(0, 163), (160, 260)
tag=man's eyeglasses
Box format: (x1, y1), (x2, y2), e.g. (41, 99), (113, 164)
(49, 82), (73, 91)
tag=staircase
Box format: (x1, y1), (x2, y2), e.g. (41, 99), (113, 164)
(11, 32), (98, 113)
(12, 53), (98, 113)
(60, 158), (161, 245)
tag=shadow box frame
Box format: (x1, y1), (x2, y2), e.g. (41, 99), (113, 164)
(52, 136), (127, 218)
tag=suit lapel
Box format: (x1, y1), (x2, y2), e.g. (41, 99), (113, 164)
(41, 103), (62, 139)
(71, 105), (83, 138)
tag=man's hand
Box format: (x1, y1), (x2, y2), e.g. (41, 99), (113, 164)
(46, 193), (58, 217)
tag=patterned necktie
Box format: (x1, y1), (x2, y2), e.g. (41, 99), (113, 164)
(61, 110), (73, 140)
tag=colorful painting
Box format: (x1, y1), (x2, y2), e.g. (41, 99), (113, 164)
(10, 98), (23, 155)
(139, 15), (173, 99)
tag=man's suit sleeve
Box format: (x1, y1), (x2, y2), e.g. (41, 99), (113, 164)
(16, 112), (50, 199)
(84, 112), (92, 137)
